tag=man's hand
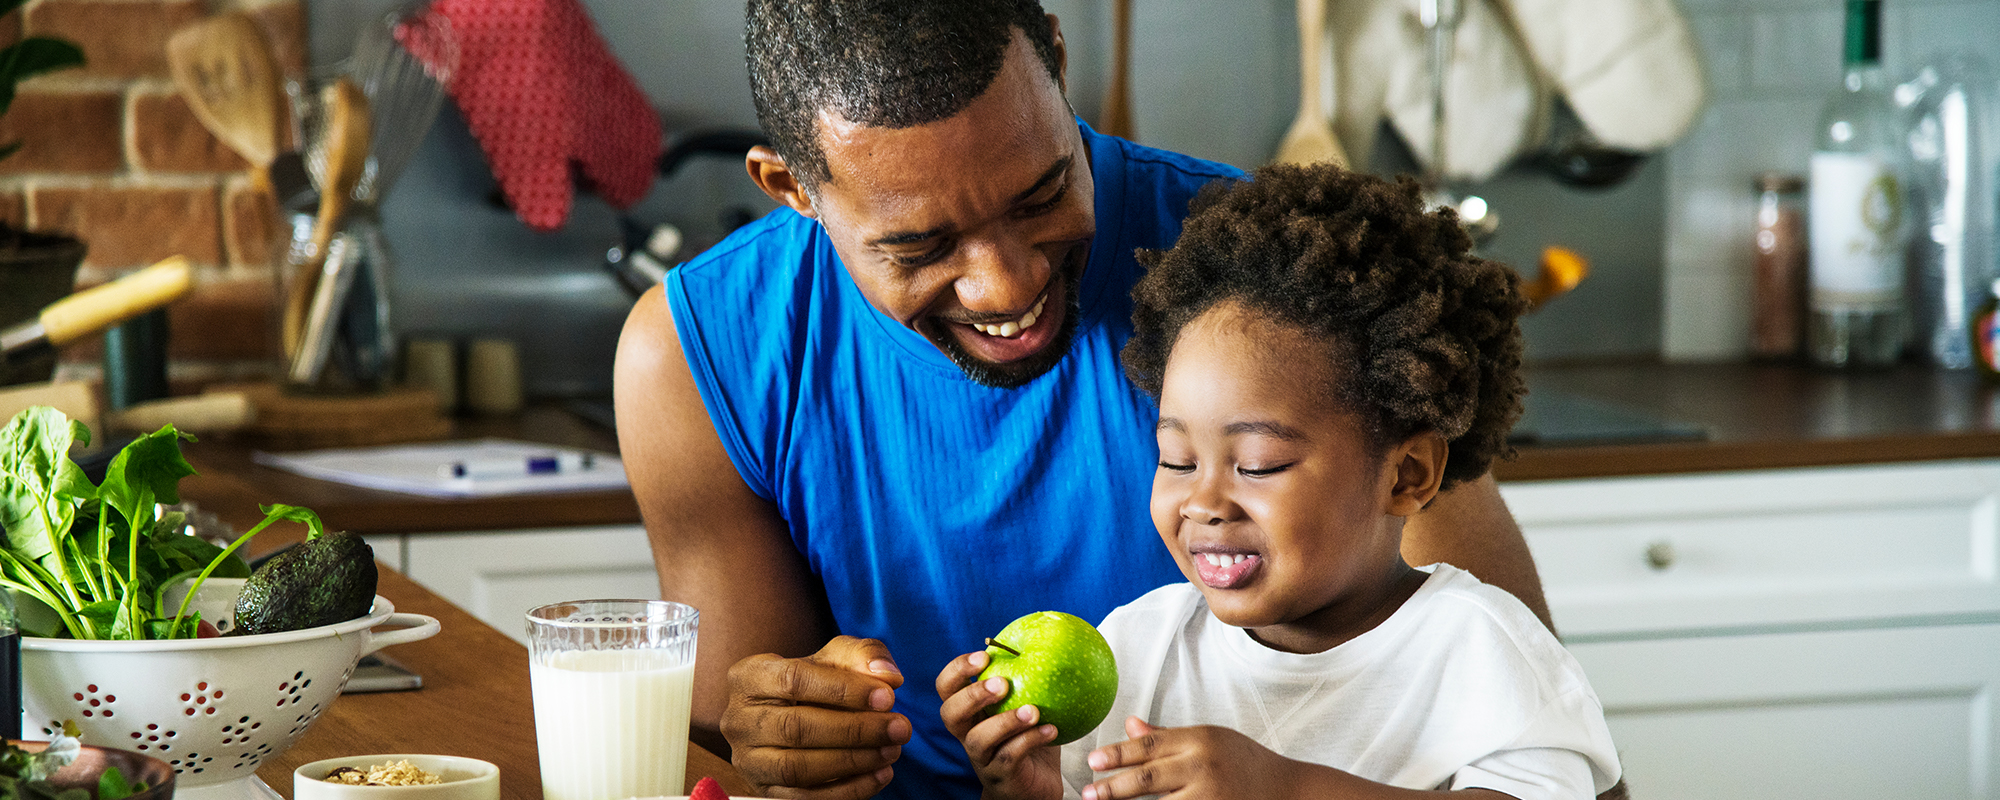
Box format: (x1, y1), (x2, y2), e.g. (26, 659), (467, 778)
(722, 636), (913, 800)
(1078, 718), (1300, 800)
(937, 650), (1065, 800)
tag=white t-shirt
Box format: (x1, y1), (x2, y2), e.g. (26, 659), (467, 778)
(1060, 564), (1621, 799)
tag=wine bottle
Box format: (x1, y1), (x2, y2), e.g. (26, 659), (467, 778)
(1807, 0), (1910, 367)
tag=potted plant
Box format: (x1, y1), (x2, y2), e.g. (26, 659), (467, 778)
(0, 0), (86, 386)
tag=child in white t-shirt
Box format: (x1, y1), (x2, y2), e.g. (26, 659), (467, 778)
(937, 163), (1621, 800)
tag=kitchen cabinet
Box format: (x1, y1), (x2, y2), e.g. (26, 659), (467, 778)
(365, 525), (658, 645)
(1502, 460), (2000, 800)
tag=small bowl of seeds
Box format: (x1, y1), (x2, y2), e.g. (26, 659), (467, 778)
(295, 755), (498, 800)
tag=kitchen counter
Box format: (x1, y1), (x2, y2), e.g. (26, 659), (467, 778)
(1499, 361), (2000, 481)
(174, 362), (2000, 535)
(250, 567), (756, 800)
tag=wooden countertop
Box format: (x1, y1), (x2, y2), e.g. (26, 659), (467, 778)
(250, 567), (757, 800)
(1498, 361), (2000, 481)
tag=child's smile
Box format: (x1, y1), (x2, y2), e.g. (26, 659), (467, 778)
(1150, 301), (1441, 654)
(1190, 547), (1260, 588)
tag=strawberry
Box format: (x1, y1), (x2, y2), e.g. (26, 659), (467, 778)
(688, 776), (728, 800)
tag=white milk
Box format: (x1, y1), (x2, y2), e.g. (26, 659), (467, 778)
(530, 648), (695, 800)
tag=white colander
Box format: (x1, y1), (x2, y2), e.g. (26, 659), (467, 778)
(20, 578), (440, 800)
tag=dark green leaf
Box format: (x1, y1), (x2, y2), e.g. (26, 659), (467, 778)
(260, 504), (327, 541)
(0, 38), (85, 88)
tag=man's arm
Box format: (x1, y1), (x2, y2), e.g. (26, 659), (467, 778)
(615, 285), (841, 755)
(1401, 473), (1553, 632)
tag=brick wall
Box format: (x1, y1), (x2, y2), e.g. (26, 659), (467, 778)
(5, 0), (307, 388)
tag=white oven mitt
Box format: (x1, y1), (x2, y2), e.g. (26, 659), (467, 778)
(1335, 0), (1546, 183)
(1489, 0), (1707, 151)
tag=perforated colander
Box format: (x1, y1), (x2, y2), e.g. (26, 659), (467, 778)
(20, 578), (440, 800)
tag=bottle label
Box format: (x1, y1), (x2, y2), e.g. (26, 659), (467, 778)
(1810, 152), (1905, 311)
(1979, 308), (2000, 373)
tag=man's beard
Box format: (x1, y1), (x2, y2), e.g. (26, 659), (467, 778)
(923, 274), (1084, 389)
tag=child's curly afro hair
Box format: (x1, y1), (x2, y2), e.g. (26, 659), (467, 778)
(1121, 163), (1527, 491)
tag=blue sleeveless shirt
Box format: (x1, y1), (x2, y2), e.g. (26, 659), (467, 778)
(664, 123), (1243, 800)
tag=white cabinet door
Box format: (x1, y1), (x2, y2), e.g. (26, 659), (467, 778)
(399, 525), (659, 645)
(1572, 621), (2000, 800)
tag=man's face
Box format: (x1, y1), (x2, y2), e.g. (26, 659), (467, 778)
(800, 32), (1095, 388)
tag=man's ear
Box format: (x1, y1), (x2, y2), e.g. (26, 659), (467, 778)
(1046, 14), (1069, 94)
(745, 145), (817, 219)
(1385, 431), (1448, 517)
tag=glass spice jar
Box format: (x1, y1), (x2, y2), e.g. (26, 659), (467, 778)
(1752, 172), (1808, 359)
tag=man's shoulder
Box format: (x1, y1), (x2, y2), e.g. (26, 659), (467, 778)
(675, 206), (821, 278)
(1116, 138), (1245, 185)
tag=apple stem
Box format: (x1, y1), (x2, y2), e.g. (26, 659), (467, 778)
(984, 637), (1021, 657)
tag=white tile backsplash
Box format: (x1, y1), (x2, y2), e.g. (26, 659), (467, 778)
(1750, 8), (1848, 92)
(1662, 0), (2000, 361)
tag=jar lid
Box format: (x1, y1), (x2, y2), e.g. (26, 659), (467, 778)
(1756, 172), (1805, 193)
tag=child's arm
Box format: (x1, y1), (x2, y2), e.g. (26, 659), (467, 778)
(936, 649), (1067, 800)
(1079, 718), (1527, 800)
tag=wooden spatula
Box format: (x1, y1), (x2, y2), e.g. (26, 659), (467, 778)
(166, 13), (286, 191)
(1273, 0), (1350, 167)
(282, 78), (372, 361)
(1099, 0), (1136, 140)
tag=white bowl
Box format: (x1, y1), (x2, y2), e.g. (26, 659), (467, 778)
(21, 578), (440, 800)
(294, 754), (499, 800)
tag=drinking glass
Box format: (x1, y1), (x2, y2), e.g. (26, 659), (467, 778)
(526, 600), (698, 800)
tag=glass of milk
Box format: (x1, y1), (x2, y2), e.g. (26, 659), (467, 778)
(527, 599), (699, 800)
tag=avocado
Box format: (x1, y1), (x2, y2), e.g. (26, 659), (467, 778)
(234, 531), (378, 635)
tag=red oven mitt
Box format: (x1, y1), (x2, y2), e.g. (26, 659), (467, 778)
(401, 0), (661, 231)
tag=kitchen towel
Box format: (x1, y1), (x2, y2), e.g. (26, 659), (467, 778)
(1490, 0), (1706, 151)
(401, 0), (661, 231)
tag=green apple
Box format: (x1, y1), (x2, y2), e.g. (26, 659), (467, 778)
(978, 610), (1118, 746)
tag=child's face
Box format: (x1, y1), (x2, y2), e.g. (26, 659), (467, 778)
(1150, 302), (1441, 654)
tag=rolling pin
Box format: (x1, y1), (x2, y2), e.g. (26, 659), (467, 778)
(0, 256), (194, 367)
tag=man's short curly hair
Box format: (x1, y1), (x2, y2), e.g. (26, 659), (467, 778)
(745, 0), (1061, 193)
(1121, 163), (1526, 491)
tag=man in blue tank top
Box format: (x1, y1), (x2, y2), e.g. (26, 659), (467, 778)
(613, 3), (1554, 799)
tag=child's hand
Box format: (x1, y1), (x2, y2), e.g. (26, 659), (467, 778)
(1080, 717), (1300, 800)
(937, 649), (1066, 800)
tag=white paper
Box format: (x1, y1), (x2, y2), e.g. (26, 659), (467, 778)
(253, 439), (628, 498)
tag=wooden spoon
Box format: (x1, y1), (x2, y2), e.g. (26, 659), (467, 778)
(1273, 0), (1349, 166)
(282, 78), (372, 360)
(1099, 0), (1136, 140)
(166, 12), (286, 191)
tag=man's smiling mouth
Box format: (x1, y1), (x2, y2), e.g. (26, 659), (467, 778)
(968, 294), (1049, 338)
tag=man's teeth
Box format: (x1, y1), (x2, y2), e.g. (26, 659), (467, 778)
(1201, 553), (1249, 566)
(972, 295), (1048, 338)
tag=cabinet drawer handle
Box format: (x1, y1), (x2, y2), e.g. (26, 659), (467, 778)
(1645, 540), (1676, 571)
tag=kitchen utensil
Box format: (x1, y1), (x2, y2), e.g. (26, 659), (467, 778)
(229, 381), (450, 448)
(22, 577), (440, 800)
(1535, 97), (1649, 188)
(1416, 0), (1498, 244)
(288, 233), (358, 385)
(282, 78), (371, 361)
(1099, 0), (1135, 140)
(166, 13), (285, 190)
(350, 4), (459, 205)
(1274, 0), (1348, 165)
(102, 308), (170, 410)
(108, 390), (255, 434)
(0, 256), (193, 368)
(8, 739), (177, 800)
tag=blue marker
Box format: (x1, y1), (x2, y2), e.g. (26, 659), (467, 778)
(441, 451), (597, 480)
